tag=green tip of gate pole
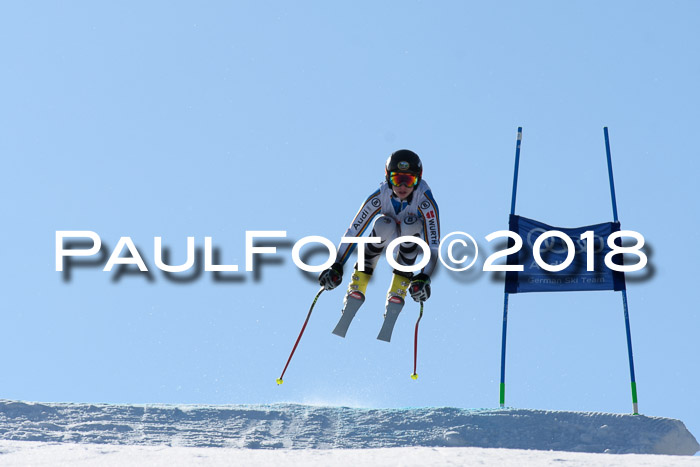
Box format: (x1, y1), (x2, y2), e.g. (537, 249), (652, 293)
(631, 382), (639, 414)
(276, 378), (284, 385)
(411, 373), (418, 380)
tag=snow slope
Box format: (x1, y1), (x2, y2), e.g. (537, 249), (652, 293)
(1, 442), (700, 467)
(0, 400), (697, 456)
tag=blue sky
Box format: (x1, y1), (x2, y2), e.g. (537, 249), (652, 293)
(2, 1), (700, 439)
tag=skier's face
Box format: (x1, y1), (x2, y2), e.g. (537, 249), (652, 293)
(392, 184), (414, 200)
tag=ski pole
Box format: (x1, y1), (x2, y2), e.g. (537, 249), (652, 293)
(411, 301), (424, 380)
(276, 287), (325, 385)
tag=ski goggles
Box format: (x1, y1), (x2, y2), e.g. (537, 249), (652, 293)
(388, 172), (419, 187)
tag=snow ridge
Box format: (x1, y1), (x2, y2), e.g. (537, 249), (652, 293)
(0, 400), (697, 455)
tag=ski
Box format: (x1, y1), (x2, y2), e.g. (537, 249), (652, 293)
(332, 290), (365, 337)
(376, 273), (411, 342)
(376, 295), (405, 342)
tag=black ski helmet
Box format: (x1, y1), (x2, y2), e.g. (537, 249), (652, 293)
(385, 149), (423, 184)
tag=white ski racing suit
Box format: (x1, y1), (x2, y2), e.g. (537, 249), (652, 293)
(335, 180), (441, 276)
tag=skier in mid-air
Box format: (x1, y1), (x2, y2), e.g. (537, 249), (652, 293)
(317, 149), (441, 341)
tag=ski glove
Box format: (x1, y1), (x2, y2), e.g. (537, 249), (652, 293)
(409, 273), (431, 302)
(319, 262), (343, 290)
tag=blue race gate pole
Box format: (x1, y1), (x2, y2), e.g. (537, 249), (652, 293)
(499, 293), (510, 407)
(510, 127), (523, 215)
(604, 127), (619, 223)
(604, 127), (639, 415)
(621, 289), (638, 414)
(500, 127), (522, 408)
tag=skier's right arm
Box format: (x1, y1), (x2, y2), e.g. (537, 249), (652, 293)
(318, 189), (382, 290)
(334, 188), (382, 268)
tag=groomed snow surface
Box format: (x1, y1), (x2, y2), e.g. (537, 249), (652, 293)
(1, 442), (700, 467)
(0, 400), (697, 466)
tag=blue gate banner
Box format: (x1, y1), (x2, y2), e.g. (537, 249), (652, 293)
(505, 214), (626, 293)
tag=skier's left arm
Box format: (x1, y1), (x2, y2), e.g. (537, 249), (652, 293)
(417, 189), (441, 277)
